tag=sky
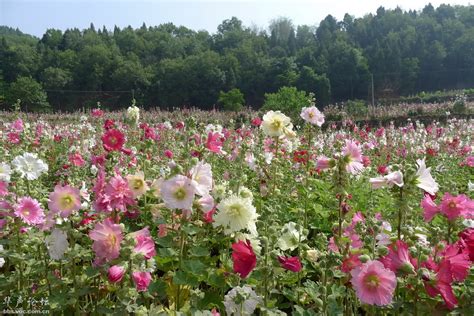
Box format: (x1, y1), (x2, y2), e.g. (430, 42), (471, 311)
(1, 0), (473, 37)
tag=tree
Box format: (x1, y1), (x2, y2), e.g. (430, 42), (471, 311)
(261, 86), (310, 120)
(218, 88), (245, 111)
(7, 76), (50, 112)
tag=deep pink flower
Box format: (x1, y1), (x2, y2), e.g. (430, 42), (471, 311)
(380, 240), (416, 274)
(232, 240), (257, 278)
(206, 132), (223, 154)
(108, 265), (125, 283)
(69, 153), (86, 167)
(251, 117), (262, 127)
(102, 129), (125, 152)
(12, 118), (24, 132)
(278, 256), (302, 272)
(48, 184), (81, 218)
(132, 271), (152, 292)
(440, 244), (470, 282)
(8, 132), (20, 144)
(421, 195), (439, 221)
(351, 260), (397, 306)
(465, 156), (474, 167)
(92, 108), (104, 118)
(14, 197), (45, 226)
(458, 228), (474, 261)
(341, 254), (362, 273)
(0, 181), (8, 197)
(89, 218), (123, 265)
(423, 260), (458, 310)
(164, 150), (173, 159)
(439, 193), (474, 221)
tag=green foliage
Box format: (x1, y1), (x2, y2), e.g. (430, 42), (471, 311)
(344, 99), (368, 118)
(218, 88), (245, 111)
(6, 76), (50, 112)
(261, 86), (310, 120)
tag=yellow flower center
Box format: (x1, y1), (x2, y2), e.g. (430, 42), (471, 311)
(133, 179), (144, 190)
(228, 204), (242, 217)
(308, 112), (314, 118)
(364, 274), (380, 290)
(60, 195), (74, 209)
(271, 119), (282, 130)
(174, 188), (186, 200)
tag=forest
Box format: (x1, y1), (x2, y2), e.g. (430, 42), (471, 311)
(1, 3), (474, 111)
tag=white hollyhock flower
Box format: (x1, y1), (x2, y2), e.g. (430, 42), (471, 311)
(277, 222), (306, 251)
(12, 153), (48, 180)
(0, 162), (12, 182)
(300, 106), (325, 126)
(126, 105), (140, 124)
(161, 175), (195, 210)
(45, 228), (69, 260)
(224, 285), (261, 316)
(261, 111), (292, 137)
(468, 181), (474, 192)
(415, 159), (439, 195)
(190, 161), (213, 196)
(0, 245), (4, 268)
(369, 171), (404, 189)
(213, 195), (258, 235)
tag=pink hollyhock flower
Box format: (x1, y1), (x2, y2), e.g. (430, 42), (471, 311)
(206, 132), (224, 154)
(158, 224), (168, 237)
(458, 228), (474, 261)
(12, 118), (24, 132)
(423, 260), (458, 310)
(164, 150), (173, 159)
(14, 197), (45, 225)
(342, 140), (364, 175)
(439, 193), (474, 221)
(89, 218), (123, 265)
(160, 175), (195, 210)
(232, 240), (257, 278)
(351, 260), (397, 306)
(440, 244), (470, 282)
(300, 106), (325, 126)
(381, 240), (416, 274)
(465, 156), (474, 167)
(102, 129), (125, 152)
(69, 153), (86, 167)
(198, 194), (214, 212)
(190, 161), (213, 196)
(316, 156), (332, 170)
(278, 256), (302, 272)
(108, 265), (125, 283)
(92, 108), (104, 118)
(341, 254), (362, 273)
(104, 174), (136, 212)
(8, 132), (20, 144)
(251, 117), (262, 127)
(132, 271), (152, 292)
(175, 121), (185, 129)
(421, 194), (440, 221)
(132, 228), (156, 260)
(0, 181), (8, 197)
(48, 184), (81, 218)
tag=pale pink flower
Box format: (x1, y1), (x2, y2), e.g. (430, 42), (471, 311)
(351, 260), (397, 306)
(343, 140), (364, 175)
(131, 227), (156, 260)
(89, 218), (123, 265)
(161, 175), (195, 210)
(14, 197), (45, 225)
(300, 106), (325, 126)
(48, 184), (81, 218)
(190, 161), (213, 196)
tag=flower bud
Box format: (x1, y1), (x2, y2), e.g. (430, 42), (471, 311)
(108, 265), (126, 283)
(359, 254), (370, 263)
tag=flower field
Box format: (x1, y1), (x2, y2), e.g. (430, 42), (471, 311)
(0, 106), (473, 315)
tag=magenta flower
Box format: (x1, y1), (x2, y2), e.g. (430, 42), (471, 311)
(132, 271), (152, 292)
(108, 265), (126, 283)
(14, 197), (45, 226)
(278, 256), (302, 272)
(421, 195), (440, 221)
(440, 193), (474, 221)
(351, 260), (397, 306)
(380, 240), (416, 274)
(206, 132), (224, 154)
(48, 184), (81, 218)
(89, 218), (123, 265)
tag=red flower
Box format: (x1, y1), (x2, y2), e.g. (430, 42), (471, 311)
(341, 254), (362, 273)
(104, 119), (115, 130)
(278, 256), (302, 272)
(251, 117), (262, 127)
(102, 129), (125, 152)
(232, 240), (257, 278)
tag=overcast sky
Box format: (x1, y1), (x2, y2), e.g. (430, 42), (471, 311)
(1, 0), (472, 37)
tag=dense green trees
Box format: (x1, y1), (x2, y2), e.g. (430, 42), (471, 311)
(1, 3), (473, 111)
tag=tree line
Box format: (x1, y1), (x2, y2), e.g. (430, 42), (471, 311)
(1, 3), (473, 112)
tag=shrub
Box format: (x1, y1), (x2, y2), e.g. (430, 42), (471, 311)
(7, 76), (51, 112)
(345, 99), (368, 118)
(218, 88), (245, 111)
(261, 86), (311, 121)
